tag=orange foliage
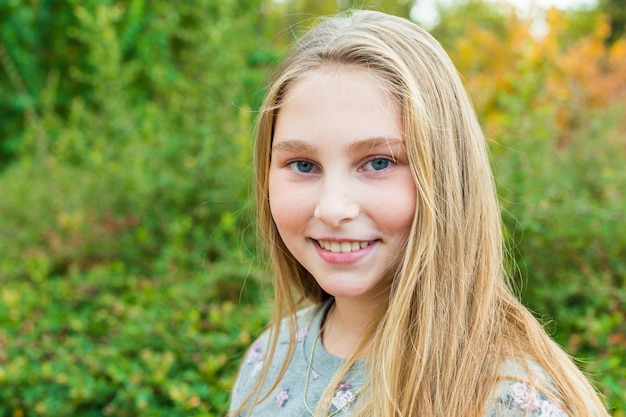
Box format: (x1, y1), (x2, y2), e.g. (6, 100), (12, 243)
(447, 8), (626, 146)
(547, 11), (626, 146)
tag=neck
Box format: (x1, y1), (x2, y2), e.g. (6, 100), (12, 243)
(322, 296), (384, 359)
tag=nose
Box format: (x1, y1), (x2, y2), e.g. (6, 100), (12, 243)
(313, 176), (360, 227)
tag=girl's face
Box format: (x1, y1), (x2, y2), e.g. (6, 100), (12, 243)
(268, 67), (416, 304)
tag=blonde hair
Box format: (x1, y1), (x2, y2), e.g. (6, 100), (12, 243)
(236, 10), (608, 416)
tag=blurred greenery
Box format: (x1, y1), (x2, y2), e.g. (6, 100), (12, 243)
(0, 0), (624, 416)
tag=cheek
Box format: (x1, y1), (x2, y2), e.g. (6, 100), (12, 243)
(379, 177), (417, 234)
(268, 175), (311, 233)
(401, 191), (417, 227)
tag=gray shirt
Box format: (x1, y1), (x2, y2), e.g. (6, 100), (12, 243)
(229, 300), (568, 416)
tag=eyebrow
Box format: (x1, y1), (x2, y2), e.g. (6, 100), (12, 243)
(271, 137), (404, 156)
(271, 139), (317, 153)
(348, 137), (404, 157)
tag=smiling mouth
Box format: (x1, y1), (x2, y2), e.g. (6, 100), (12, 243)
(316, 239), (374, 253)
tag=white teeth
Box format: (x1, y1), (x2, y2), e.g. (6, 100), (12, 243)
(317, 240), (371, 253)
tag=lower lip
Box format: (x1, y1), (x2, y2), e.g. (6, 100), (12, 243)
(313, 240), (378, 264)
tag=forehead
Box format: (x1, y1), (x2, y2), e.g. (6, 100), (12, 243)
(282, 65), (394, 106)
(273, 66), (402, 145)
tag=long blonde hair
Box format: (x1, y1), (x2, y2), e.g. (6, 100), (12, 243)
(237, 10), (608, 416)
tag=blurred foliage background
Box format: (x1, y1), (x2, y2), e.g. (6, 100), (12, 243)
(0, 0), (624, 415)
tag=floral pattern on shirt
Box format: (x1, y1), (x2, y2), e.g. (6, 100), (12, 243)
(510, 381), (542, 409)
(246, 340), (265, 378)
(276, 388), (289, 407)
(510, 381), (567, 417)
(329, 381), (358, 414)
(297, 323), (311, 341)
(488, 380), (568, 417)
(246, 340), (264, 364)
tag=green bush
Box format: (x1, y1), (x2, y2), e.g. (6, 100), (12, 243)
(0, 0), (278, 278)
(0, 261), (269, 416)
(0, 1), (279, 415)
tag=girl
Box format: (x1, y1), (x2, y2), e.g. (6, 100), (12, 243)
(229, 10), (609, 416)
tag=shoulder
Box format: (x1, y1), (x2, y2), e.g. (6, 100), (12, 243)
(229, 302), (327, 412)
(237, 303), (321, 377)
(484, 359), (569, 417)
(245, 303), (322, 355)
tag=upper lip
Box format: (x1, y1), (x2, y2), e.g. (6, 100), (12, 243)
(313, 237), (375, 243)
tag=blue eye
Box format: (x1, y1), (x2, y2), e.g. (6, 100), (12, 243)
(290, 160), (316, 173)
(367, 158), (391, 171)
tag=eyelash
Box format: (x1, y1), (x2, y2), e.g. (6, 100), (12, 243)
(287, 156), (396, 174)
